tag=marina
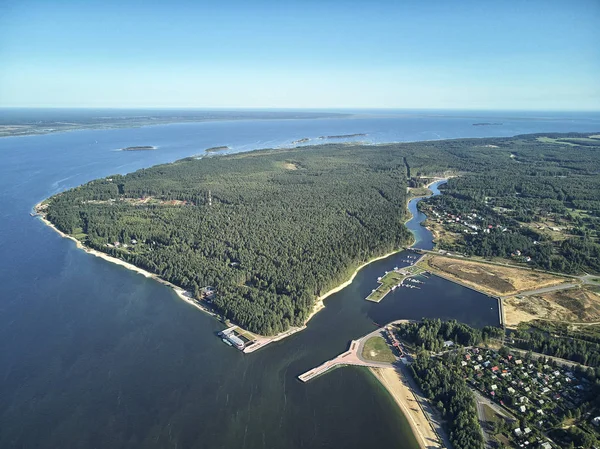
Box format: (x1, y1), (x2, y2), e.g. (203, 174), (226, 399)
(366, 256), (427, 303)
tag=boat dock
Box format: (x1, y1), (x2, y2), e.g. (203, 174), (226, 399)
(366, 254), (427, 302)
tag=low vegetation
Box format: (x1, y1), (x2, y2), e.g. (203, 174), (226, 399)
(504, 286), (600, 327)
(361, 336), (396, 363)
(423, 255), (568, 296)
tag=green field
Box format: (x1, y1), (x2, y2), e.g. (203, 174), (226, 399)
(361, 336), (396, 363)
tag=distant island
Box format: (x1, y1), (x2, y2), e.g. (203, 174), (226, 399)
(472, 122), (503, 126)
(318, 133), (367, 139)
(0, 110), (349, 138)
(292, 138), (310, 144)
(121, 145), (156, 151)
(205, 146), (229, 153)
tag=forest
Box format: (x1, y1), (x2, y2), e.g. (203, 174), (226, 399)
(410, 353), (485, 449)
(395, 318), (503, 351)
(419, 133), (600, 274)
(44, 133), (600, 334)
(512, 322), (600, 372)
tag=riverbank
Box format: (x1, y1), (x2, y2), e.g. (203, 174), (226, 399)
(370, 367), (442, 449)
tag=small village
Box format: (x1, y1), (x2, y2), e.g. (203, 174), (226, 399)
(421, 202), (539, 264)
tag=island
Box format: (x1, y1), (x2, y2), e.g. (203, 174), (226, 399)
(292, 138), (310, 144)
(205, 145), (229, 153)
(121, 145), (156, 151)
(472, 122), (503, 126)
(37, 133), (600, 340)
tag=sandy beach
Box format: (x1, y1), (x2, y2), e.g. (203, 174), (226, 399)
(34, 191), (417, 353)
(35, 201), (409, 352)
(370, 367), (442, 449)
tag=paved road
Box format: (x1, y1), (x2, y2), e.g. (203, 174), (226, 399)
(472, 390), (515, 449)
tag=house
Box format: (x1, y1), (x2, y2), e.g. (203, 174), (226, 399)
(443, 341), (454, 348)
(520, 405), (527, 413)
(514, 428), (523, 437)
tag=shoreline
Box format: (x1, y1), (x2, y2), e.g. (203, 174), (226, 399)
(34, 176), (447, 445)
(33, 178), (438, 352)
(370, 367), (442, 449)
(33, 201), (409, 352)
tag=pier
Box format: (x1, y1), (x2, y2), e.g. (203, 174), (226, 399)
(298, 322), (413, 382)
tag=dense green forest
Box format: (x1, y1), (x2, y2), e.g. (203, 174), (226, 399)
(419, 133), (600, 274)
(512, 322), (600, 371)
(395, 318), (503, 351)
(44, 133), (600, 333)
(410, 353), (485, 449)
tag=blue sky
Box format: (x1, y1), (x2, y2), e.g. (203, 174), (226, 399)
(1, 0), (599, 110)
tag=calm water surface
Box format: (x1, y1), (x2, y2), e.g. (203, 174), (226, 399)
(1, 111), (598, 448)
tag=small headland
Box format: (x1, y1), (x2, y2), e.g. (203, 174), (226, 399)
(205, 145), (230, 153)
(318, 133), (367, 139)
(121, 145), (157, 151)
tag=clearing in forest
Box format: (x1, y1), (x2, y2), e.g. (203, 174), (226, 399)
(504, 286), (600, 327)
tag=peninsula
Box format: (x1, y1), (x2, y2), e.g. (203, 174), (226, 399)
(37, 133), (600, 339)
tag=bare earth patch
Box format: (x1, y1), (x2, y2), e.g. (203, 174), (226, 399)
(282, 162), (299, 170)
(424, 255), (568, 296)
(504, 286), (600, 327)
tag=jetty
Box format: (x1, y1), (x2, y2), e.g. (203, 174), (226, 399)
(298, 321), (413, 382)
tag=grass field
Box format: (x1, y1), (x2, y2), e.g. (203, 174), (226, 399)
(407, 186), (431, 198)
(361, 336), (396, 363)
(537, 135), (600, 146)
